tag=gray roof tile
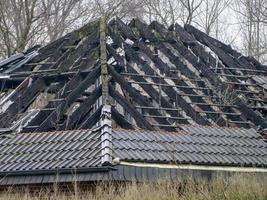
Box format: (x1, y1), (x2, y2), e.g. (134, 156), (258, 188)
(0, 125), (266, 174)
(113, 127), (267, 167)
(0, 129), (103, 173)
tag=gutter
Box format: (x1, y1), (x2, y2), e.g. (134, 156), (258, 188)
(120, 161), (267, 173)
(0, 166), (116, 177)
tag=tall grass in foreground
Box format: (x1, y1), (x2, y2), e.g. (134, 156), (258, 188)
(0, 174), (266, 200)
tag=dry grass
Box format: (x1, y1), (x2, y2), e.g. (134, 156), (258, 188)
(0, 174), (266, 200)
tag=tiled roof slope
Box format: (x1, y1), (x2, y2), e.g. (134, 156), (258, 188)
(113, 127), (267, 167)
(0, 126), (266, 175)
(0, 129), (104, 173)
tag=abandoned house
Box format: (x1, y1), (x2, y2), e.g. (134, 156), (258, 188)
(0, 18), (266, 186)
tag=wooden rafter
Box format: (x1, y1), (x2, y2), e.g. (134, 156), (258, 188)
(0, 17), (266, 133)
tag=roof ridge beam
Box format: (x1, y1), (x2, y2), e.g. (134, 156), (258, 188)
(100, 17), (109, 105)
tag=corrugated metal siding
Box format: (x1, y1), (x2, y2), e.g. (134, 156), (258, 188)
(113, 127), (267, 167)
(0, 129), (103, 172)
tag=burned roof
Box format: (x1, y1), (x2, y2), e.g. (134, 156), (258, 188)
(0, 18), (267, 184)
(0, 18), (266, 133)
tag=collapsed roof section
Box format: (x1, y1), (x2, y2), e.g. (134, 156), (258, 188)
(0, 18), (267, 135)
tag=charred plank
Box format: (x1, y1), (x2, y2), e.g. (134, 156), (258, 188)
(109, 84), (154, 130)
(111, 106), (134, 129)
(108, 65), (177, 131)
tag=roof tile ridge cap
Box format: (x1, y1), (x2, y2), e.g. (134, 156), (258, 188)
(100, 105), (113, 165)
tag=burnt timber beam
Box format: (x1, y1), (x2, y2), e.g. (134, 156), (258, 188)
(0, 53), (24, 70)
(72, 46), (100, 71)
(111, 107), (134, 129)
(0, 77), (46, 128)
(21, 109), (54, 133)
(115, 20), (211, 126)
(109, 22), (195, 114)
(79, 105), (103, 129)
(2, 51), (39, 74)
(184, 25), (257, 72)
(108, 45), (188, 124)
(108, 65), (177, 131)
(120, 73), (203, 82)
(14, 21), (100, 74)
(0, 79), (24, 90)
(35, 66), (101, 132)
(124, 64), (191, 123)
(209, 67), (265, 74)
(148, 32), (248, 126)
(129, 20), (248, 126)
(109, 84), (154, 130)
(148, 20), (267, 128)
(0, 69), (95, 89)
(61, 64), (100, 107)
(124, 61), (192, 124)
(30, 20), (100, 65)
(146, 20), (262, 127)
(134, 42), (226, 125)
(0, 77), (41, 109)
(172, 24), (259, 96)
(57, 29), (100, 72)
(184, 25), (267, 73)
(57, 86), (102, 130)
(128, 20), (204, 84)
(138, 20), (219, 86)
(246, 56), (267, 73)
(130, 19), (251, 128)
(51, 71), (84, 101)
(170, 23), (253, 126)
(173, 24), (259, 95)
(23, 72), (85, 131)
(0, 74), (71, 89)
